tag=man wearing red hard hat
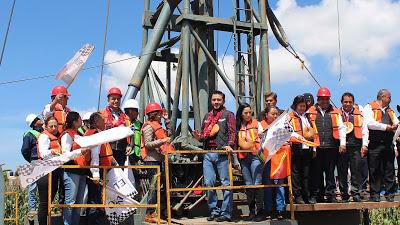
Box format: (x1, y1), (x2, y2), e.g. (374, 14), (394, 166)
(100, 87), (131, 166)
(43, 85), (71, 134)
(306, 87), (346, 203)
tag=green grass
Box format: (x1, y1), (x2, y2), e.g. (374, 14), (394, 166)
(369, 208), (400, 225)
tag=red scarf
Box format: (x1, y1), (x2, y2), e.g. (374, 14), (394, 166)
(202, 107), (225, 139)
(105, 106), (127, 129)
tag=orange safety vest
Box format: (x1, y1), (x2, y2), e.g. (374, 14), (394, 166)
(238, 119), (261, 159)
(307, 105), (340, 145)
(100, 107), (130, 128)
(339, 108), (363, 139)
(37, 130), (61, 160)
(260, 120), (270, 132)
(140, 121), (175, 159)
(84, 129), (113, 166)
(54, 104), (70, 134)
(61, 129), (90, 166)
(369, 101), (396, 124)
(288, 112), (303, 136)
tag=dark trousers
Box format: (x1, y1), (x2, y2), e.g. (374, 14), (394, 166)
(113, 149), (127, 166)
(291, 148), (312, 200)
(37, 169), (63, 225)
(337, 146), (362, 198)
(397, 153), (400, 189)
(367, 142), (396, 198)
(360, 156), (369, 192)
(86, 178), (106, 225)
(310, 148), (338, 199)
(145, 161), (163, 214)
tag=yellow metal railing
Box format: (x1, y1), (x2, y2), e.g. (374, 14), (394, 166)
(4, 192), (18, 225)
(47, 165), (161, 225)
(164, 150), (294, 224)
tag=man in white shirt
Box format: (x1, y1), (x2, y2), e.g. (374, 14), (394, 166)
(363, 89), (399, 202)
(337, 92), (368, 202)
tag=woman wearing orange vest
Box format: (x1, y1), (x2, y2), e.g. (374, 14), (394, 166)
(141, 102), (172, 223)
(36, 116), (64, 225)
(260, 105), (286, 220)
(236, 103), (264, 222)
(289, 95), (316, 204)
(61, 112), (91, 225)
(85, 112), (114, 225)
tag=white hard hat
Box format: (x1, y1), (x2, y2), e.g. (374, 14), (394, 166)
(123, 99), (140, 110)
(26, 114), (38, 127)
(82, 112), (93, 121)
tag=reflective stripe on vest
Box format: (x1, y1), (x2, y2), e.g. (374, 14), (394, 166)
(369, 101), (396, 124)
(37, 130), (61, 160)
(238, 119), (260, 159)
(128, 120), (141, 157)
(84, 129), (113, 166)
(62, 129), (90, 166)
(340, 108), (363, 139)
(140, 121), (175, 160)
(307, 105), (340, 145)
(288, 112), (302, 136)
(54, 104), (70, 134)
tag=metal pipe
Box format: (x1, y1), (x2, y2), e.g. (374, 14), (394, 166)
(245, 0), (261, 23)
(180, 0), (191, 138)
(190, 38), (201, 130)
(185, 194), (207, 211)
(259, 0), (271, 94)
(165, 154), (172, 225)
(166, 29), (172, 117)
(170, 46), (183, 136)
(173, 175), (203, 211)
(127, 0), (181, 99)
(189, 24), (236, 96)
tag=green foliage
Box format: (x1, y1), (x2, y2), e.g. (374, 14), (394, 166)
(370, 208), (400, 225)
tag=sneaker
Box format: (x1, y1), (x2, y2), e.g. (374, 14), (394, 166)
(295, 196), (305, 204)
(215, 216), (231, 222)
(207, 214), (218, 221)
(309, 197), (317, 204)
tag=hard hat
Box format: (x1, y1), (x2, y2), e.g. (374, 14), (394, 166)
(316, 87), (331, 97)
(145, 102), (163, 115)
(26, 114), (38, 127)
(108, 87), (122, 97)
(82, 112), (93, 121)
(123, 99), (140, 110)
(51, 85), (70, 97)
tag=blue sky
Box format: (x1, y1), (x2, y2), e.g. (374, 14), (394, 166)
(1, 0), (400, 170)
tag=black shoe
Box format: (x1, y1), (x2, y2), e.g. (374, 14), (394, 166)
(277, 211), (285, 220)
(207, 214), (218, 221)
(295, 196), (305, 204)
(265, 211), (272, 220)
(252, 213), (265, 222)
(326, 197), (337, 203)
(309, 197), (317, 204)
(340, 196), (350, 203)
(353, 196), (362, 202)
(215, 216), (231, 222)
(369, 196), (380, 202)
(385, 196), (395, 202)
(244, 213), (255, 221)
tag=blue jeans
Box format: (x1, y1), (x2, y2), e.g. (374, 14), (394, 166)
(28, 182), (37, 210)
(63, 172), (86, 225)
(203, 153), (233, 219)
(263, 162), (285, 212)
(240, 155), (264, 213)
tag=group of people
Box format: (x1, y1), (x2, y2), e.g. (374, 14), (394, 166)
(20, 84), (400, 224)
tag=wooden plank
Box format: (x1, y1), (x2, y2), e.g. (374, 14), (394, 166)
(288, 201), (400, 212)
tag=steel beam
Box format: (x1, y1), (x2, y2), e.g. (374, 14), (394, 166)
(127, 0), (181, 99)
(189, 24), (236, 97)
(180, 0), (190, 138)
(259, 0), (271, 94)
(190, 38), (201, 130)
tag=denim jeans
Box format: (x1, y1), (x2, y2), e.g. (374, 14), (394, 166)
(203, 153), (233, 219)
(28, 182), (37, 210)
(240, 155), (264, 213)
(263, 162), (285, 212)
(63, 172), (86, 225)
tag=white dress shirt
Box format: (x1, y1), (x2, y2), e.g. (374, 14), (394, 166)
(341, 108), (369, 147)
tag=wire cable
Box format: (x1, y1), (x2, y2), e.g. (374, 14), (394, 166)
(0, 0), (17, 67)
(97, 0), (111, 111)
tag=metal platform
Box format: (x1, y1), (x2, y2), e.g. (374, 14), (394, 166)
(168, 218), (297, 225)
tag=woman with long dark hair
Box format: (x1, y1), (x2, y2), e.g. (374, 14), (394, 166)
(236, 103), (264, 222)
(61, 111), (91, 225)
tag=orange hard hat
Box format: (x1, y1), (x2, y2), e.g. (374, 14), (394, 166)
(108, 87), (122, 97)
(317, 87), (331, 97)
(145, 102), (163, 115)
(51, 85), (70, 96)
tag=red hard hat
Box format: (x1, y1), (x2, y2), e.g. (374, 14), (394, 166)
(145, 102), (163, 115)
(108, 87), (122, 97)
(317, 87), (331, 97)
(51, 85), (70, 96)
